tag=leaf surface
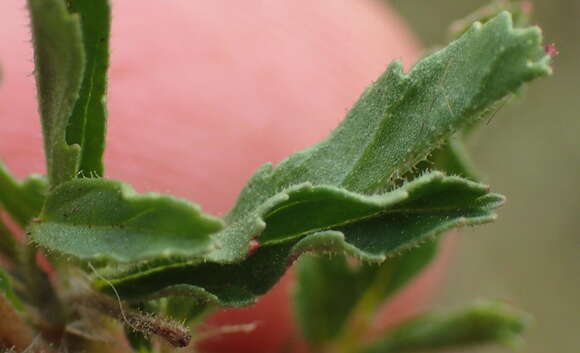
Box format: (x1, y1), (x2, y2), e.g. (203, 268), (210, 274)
(30, 179), (223, 263)
(66, 0), (111, 177)
(94, 173), (502, 306)
(214, 11), (550, 262)
(28, 0), (85, 187)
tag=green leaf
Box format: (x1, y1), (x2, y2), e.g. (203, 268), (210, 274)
(213, 11), (550, 262)
(30, 178), (223, 263)
(28, 0), (85, 187)
(290, 14), (547, 335)
(0, 268), (24, 312)
(94, 172), (502, 306)
(294, 241), (438, 345)
(362, 300), (531, 353)
(0, 163), (47, 227)
(65, 0), (111, 178)
(294, 255), (367, 344)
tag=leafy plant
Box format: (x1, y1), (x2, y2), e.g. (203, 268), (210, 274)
(0, 0), (552, 352)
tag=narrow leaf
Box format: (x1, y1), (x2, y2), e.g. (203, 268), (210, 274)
(30, 179), (223, 263)
(94, 173), (502, 306)
(66, 0), (111, 177)
(362, 300), (531, 353)
(28, 0), (85, 187)
(0, 163), (47, 227)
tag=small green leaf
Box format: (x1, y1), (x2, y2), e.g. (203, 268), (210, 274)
(0, 163), (47, 227)
(362, 300), (531, 353)
(28, 0), (85, 187)
(294, 241), (438, 345)
(0, 268), (24, 312)
(94, 173), (502, 306)
(65, 0), (111, 178)
(30, 178), (223, 263)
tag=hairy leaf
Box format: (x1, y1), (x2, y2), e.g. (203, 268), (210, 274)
(295, 241), (437, 345)
(85, 12), (552, 306)
(0, 163), (47, 227)
(94, 173), (502, 306)
(362, 300), (531, 353)
(28, 0), (85, 187)
(213, 12), (550, 262)
(30, 179), (223, 263)
(66, 0), (111, 177)
(30, 12), (550, 310)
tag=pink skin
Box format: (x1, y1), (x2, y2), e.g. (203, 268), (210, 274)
(0, 1), (448, 352)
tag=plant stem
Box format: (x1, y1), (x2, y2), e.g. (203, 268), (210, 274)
(19, 246), (66, 341)
(0, 215), (19, 263)
(332, 265), (395, 353)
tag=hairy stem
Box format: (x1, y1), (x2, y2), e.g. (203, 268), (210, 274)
(73, 293), (191, 348)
